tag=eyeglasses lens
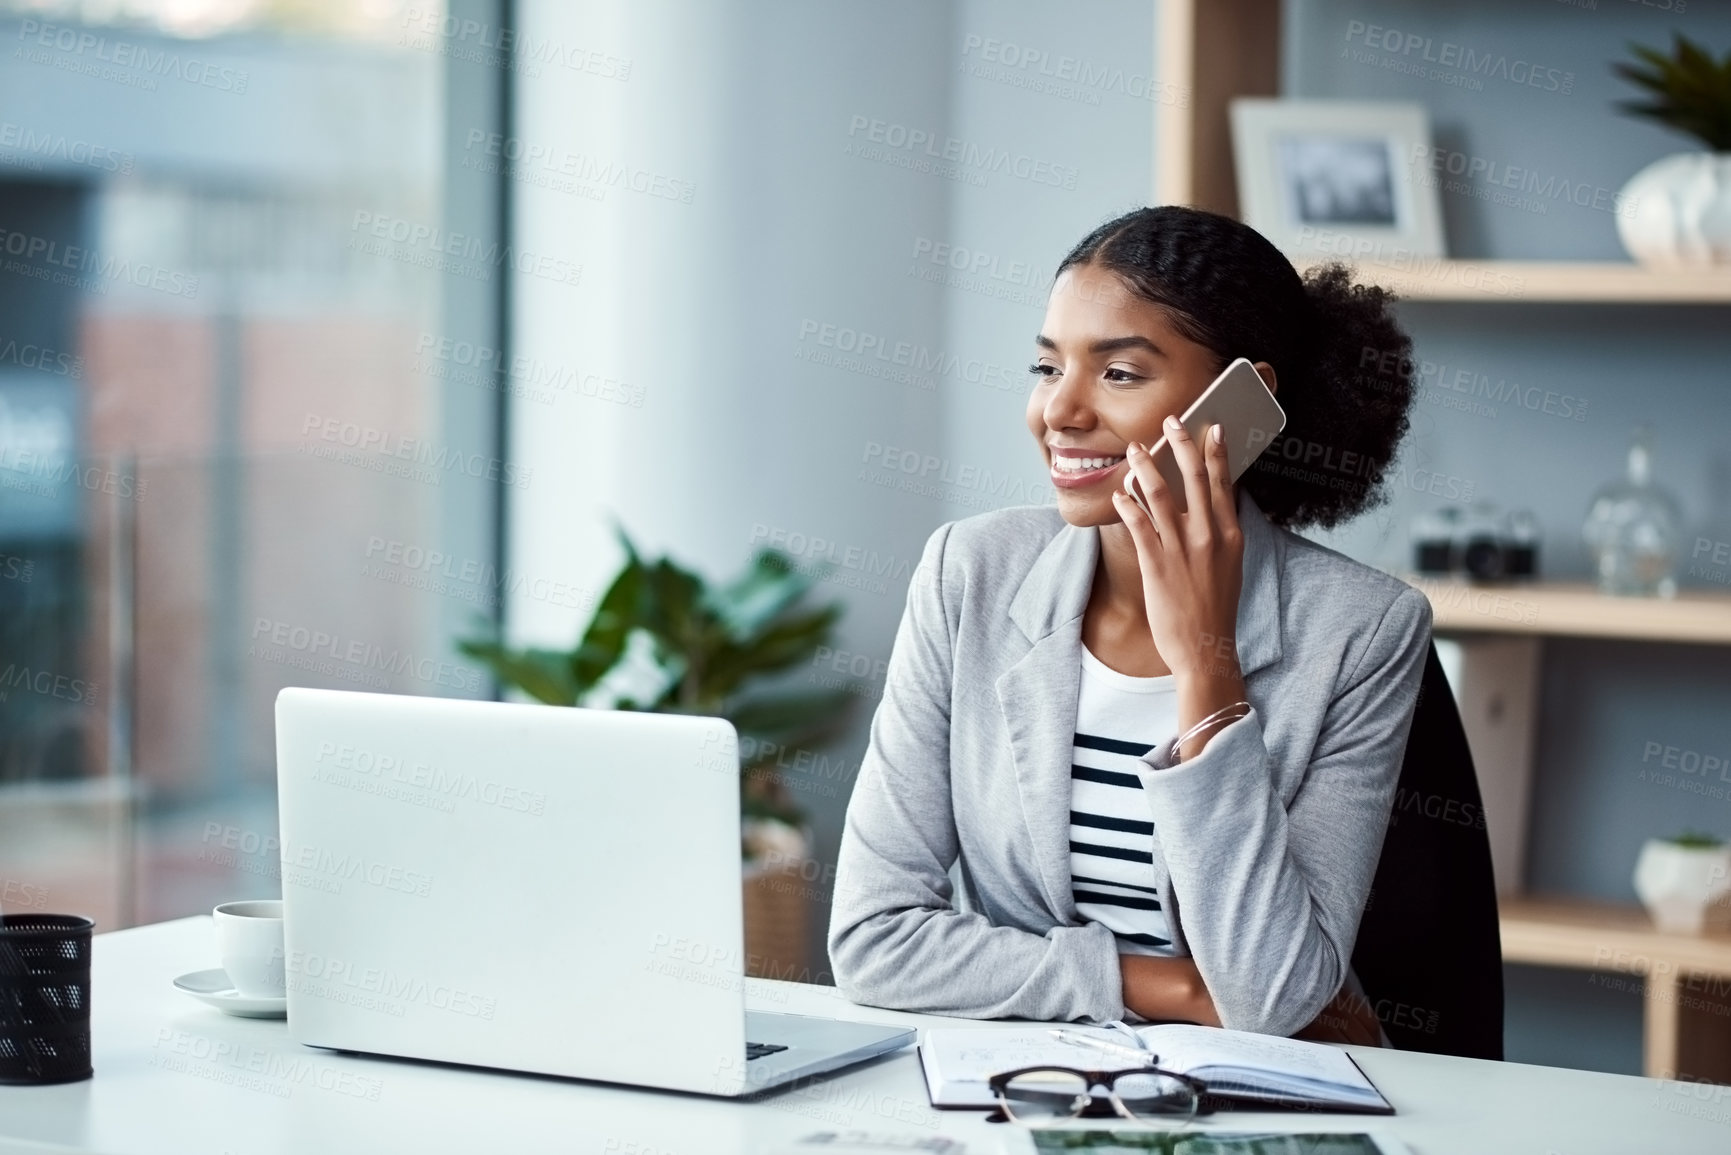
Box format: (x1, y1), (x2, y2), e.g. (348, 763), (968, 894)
(1113, 1070), (1200, 1122)
(999, 1070), (1093, 1124)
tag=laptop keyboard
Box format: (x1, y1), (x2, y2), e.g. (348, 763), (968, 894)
(745, 1041), (789, 1061)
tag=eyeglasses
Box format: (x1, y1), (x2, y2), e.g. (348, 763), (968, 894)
(986, 1063), (1208, 1127)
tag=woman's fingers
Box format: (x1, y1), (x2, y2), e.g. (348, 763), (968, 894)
(1127, 439), (1181, 547)
(1162, 414), (1214, 539)
(1205, 423), (1240, 535)
(1111, 487), (1161, 571)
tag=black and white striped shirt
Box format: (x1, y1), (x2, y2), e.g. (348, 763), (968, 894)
(1069, 644), (1182, 956)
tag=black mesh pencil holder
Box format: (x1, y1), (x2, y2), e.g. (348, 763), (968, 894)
(0, 914), (94, 1085)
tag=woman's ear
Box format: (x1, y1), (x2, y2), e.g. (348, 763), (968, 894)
(1252, 361), (1278, 396)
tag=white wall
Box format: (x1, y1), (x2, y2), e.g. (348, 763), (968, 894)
(509, 0), (1158, 965)
(940, 0), (1158, 537)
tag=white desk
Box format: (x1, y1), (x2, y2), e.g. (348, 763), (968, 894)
(2, 917), (1728, 1154)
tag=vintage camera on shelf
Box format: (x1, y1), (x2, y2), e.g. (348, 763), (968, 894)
(1412, 504), (1539, 582)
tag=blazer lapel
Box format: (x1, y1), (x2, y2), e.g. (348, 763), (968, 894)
(997, 520), (1096, 920)
(992, 490), (1285, 922)
(1232, 488), (1285, 678)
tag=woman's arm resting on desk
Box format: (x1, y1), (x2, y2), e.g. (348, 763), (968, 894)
(1119, 955), (1219, 1025)
(1134, 587), (1433, 1038)
(1118, 956), (1383, 1045)
(827, 523), (1128, 1023)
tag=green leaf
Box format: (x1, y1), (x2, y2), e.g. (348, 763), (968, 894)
(641, 556), (709, 648)
(703, 606), (844, 700)
(1614, 34), (1731, 151)
(568, 525), (646, 689)
(580, 628), (687, 712)
(1677, 33), (1715, 77)
(455, 639), (579, 705)
(728, 688), (855, 750)
(708, 550), (820, 641)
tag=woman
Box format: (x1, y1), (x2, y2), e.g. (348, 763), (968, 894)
(826, 206), (1430, 1042)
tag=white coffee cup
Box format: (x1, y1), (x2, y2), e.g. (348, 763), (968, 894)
(213, 900), (285, 998)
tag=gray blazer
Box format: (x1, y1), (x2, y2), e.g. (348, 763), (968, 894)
(826, 488), (1432, 1035)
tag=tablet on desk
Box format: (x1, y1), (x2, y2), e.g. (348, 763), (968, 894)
(1024, 1132), (1411, 1154)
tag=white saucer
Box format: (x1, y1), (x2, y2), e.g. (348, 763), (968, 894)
(173, 969), (287, 1019)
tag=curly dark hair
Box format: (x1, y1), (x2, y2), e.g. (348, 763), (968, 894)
(1055, 205), (1416, 531)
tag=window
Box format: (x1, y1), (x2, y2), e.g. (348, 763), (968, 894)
(0, 0), (504, 929)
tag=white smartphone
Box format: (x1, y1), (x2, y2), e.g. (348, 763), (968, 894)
(1124, 356), (1287, 516)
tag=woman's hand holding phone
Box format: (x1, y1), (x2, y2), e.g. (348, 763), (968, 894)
(1111, 414), (1248, 761)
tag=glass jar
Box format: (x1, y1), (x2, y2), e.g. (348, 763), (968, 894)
(1582, 425), (1684, 597)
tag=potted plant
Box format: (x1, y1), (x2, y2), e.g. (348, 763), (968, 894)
(457, 521), (855, 975)
(1612, 34), (1731, 267)
(1633, 830), (1731, 934)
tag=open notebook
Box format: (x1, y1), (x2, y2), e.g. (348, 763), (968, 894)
(919, 1023), (1392, 1113)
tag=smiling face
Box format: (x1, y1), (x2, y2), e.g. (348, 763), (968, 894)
(1027, 262), (1227, 527)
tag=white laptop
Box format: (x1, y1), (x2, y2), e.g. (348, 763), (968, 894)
(273, 687), (912, 1096)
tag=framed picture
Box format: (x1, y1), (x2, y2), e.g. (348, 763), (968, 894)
(1229, 99), (1445, 260)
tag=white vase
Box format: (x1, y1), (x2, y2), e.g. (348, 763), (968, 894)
(1615, 152), (1731, 267)
(1633, 838), (1731, 933)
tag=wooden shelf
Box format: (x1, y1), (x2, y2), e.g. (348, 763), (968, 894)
(1405, 577), (1731, 644)
(1502, 895), (1731, 978)
(1296, 259), (1731, 304)
(1503, 896), (1731, 1081)
(1154, 2), (1731, 308)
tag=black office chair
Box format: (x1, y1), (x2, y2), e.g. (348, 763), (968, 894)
(1349, 639), (1504, 1060)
